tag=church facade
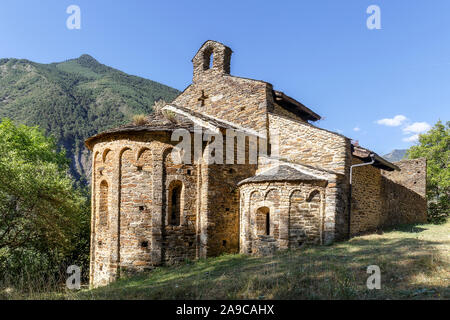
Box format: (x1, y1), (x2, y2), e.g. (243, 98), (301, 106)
(85, 41), (427, 287)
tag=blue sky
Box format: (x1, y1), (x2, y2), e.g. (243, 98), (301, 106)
(1, 0), (449, 155)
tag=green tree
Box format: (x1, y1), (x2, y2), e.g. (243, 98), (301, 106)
(0, 119), (88, 286)
(407, 120), (450, 223)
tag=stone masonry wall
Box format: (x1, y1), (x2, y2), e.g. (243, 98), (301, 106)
(162, 148), (198, 264)
(350, 158), (383, 235)
(239, 181), (327, 256)
(272, 102), (307, 123)
(119, 148), (154, 271)
(350, 157), (428, 236)
(268, 113), (350, 173)
(205, 163), (256, 256)
(89, 132), (203, 287)
(267, 112), (352, 241)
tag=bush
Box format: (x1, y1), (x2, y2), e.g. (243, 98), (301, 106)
(132, 114), (147, 125)
(0, 119), (89, 294)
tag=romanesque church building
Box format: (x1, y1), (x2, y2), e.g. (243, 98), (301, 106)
(86, 41), (427, 287)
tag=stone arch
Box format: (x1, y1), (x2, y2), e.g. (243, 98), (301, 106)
(102, 148), (112, 163)
(288, 188), (304, 199)
(307, 189), (321, 202)
(163, 147), (177, 174)
(136, 147), (152, 173)
(94, 151), (100, 163)
(136, 147), (151, 162)
(247, 190), (263, 247)
(119, 147), (132, 158)
(264, 188), (279, 200)
(94, 151), (102, 177)
(249, 190), (263, 203)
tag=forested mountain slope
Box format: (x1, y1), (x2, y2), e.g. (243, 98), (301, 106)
(0, 55), (179, 184)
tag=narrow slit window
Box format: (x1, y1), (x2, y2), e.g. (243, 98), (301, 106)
(169, 183), (182, 226)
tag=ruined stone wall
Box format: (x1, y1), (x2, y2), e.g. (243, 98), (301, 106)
(382, 158), (427, 197)
(239, 181), (327, 256)
(381, 158), (427, 225)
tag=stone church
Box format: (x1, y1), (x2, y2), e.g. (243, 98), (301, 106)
(85, 40), (427, 287)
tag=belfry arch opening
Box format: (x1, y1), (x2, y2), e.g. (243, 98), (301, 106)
(203, 46), (214, 71)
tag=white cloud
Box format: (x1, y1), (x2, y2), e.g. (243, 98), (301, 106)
(353, 127), (360, 132)
(403, 134), (419, 143)
(376, 115), (407, 127)
(403, 122), (431, 134)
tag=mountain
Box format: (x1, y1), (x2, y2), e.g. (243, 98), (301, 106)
(0, 55), (180, 184)
(383, 149), (408, 162)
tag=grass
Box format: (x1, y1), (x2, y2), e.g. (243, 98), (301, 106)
(3, 220), (449, 300)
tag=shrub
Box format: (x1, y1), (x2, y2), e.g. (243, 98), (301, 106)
(132, 114), (147, 125)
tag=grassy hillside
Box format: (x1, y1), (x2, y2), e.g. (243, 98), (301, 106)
(8, 219), (444, 300)
(0, 55), (180, 183)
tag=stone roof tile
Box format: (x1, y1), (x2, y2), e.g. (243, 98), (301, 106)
(238, 165), (327, 186)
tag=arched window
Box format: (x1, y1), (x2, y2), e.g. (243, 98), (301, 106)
(168, 181), (182, 226)
(256, 207), (270, 236)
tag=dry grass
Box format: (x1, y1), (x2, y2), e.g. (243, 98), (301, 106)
(152, 99), (166, 114)
(72, 220), (449, 300)
(132, 114), (147, 126)
(2, 220), (448, 300)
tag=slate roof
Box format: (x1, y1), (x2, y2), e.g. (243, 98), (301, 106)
(85, 104), (258, 150)
(85, 111), (195, 149)
(273, 90), (321, 122)
(352, 144), (400, 171)
(238, 165), (327, 186)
